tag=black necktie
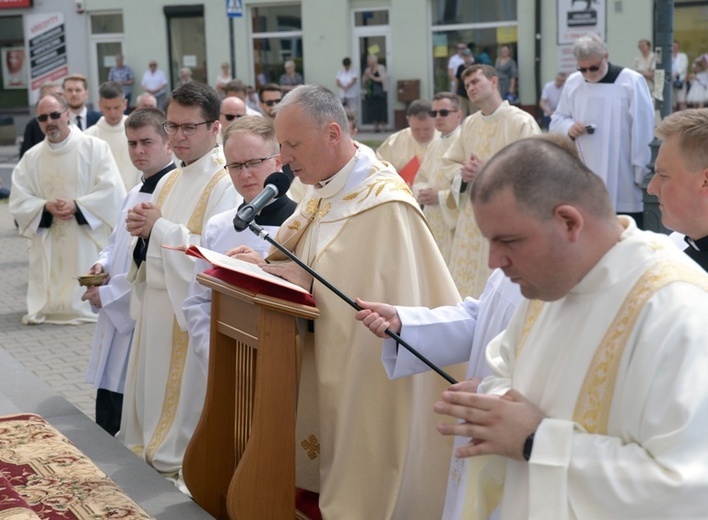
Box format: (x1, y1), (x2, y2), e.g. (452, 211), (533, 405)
(76, 115), (82, 130)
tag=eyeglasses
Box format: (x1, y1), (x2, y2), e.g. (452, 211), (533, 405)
(577, 63), (602, 73)
(36, 111), (64, 123)
(221, 113), (244, 122)
(263, 99), (282, 107)
(429, 109), (458, 117)
(227, 153), (279, 172)
(163, 120), (213, 136)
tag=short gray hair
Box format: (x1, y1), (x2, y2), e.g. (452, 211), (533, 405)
(274, 84), (349, 135)
(573, 33), (607, 61)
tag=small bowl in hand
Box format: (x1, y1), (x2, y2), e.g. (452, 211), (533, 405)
(77, 273), (109, 287)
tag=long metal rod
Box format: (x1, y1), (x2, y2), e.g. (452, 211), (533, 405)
(248, 221), (458, 385)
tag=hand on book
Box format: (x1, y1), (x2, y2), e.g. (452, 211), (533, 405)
(225, 245), (263, 265)
(261, 261), (313, 291)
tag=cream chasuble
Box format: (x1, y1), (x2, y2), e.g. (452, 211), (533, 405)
(85, 115), (142, 192)
(376, 127), (440, 179)
(412, 126), (461, 263)
(9, 126), (126, 325)
(118, 146), (239, 477)
(268, 147), (464, 519)
(443, 102), (540, 298)
(464, 218), (708, 520)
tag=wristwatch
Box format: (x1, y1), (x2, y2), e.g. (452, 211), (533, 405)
(522, 432), (535, 461)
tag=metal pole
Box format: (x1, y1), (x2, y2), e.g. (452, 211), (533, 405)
(642, 0), (673, 234)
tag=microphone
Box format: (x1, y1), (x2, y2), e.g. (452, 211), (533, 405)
(233, 171), (291, 232)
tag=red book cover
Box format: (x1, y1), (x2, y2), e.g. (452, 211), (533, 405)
(398, 155), (421, 186)
(165, 244), (316, 307)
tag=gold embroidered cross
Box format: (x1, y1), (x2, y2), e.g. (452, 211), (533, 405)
(300, 434), (320, 460)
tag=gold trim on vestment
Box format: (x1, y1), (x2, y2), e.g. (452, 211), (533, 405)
(156, 169), (182, 208)
(573, 260), (708, 434)
(516, 299), (544, 357)
(146, 318), (189, 465)
(145, 167), (228, 463)
(187, 169), (228, 234)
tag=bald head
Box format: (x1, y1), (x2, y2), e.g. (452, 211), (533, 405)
(219, 96), (247, 135)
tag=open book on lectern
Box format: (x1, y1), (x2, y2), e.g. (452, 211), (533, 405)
(164, 244), (316, 307)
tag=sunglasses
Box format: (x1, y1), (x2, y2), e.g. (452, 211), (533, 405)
(263, 99), (281, 107)
(577, 64), (601, 73)
(36, 111), (64, 123)
(221, 113), (244, 121)
(429, 109), (458, 117)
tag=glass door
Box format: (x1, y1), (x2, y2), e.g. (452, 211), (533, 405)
(353, 9), (391, 131)
(165, 5), (207, 88)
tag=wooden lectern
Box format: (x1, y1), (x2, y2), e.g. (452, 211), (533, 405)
(183, 273), (319, 520)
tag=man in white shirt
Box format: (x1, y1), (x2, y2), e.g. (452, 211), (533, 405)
(141, 60), (168, 110)
(538, 72), (566, 128)
(448, 43), (468, 93)
(335, 57), (360, 119)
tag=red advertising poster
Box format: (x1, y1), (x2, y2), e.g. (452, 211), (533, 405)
(0, 0), (33, 9)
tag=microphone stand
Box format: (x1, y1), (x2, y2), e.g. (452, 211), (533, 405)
(247, 221), (459, 385)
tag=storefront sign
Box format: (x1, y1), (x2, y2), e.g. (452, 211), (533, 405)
(557, 0), (606, 45)
(0, 0), (33, 9)
(24, 12), (68, 103)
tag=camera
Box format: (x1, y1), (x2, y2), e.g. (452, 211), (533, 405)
(585, 124), (596, 135)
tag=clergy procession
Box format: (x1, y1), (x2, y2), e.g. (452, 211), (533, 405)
(6, 24), (708, 520)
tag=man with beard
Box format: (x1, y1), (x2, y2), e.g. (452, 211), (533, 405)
(62, 73), (101, 131)
(9, 92), (125, 324)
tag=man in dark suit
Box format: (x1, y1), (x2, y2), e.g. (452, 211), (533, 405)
(63, 73), (101, 131)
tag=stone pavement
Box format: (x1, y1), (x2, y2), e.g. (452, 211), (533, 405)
(0, 199), (97, 419)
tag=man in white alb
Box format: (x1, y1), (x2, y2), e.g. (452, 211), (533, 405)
(443, 64), (540, 298)
(550, 32), (653, 228)
(82, 108), (176, 436)
(9, 92), (125, 325)
(412, 92), (463, 261)
(435, 137), (708, 519)
(118, 82), (240, 485)
(85, 81), (142, 191)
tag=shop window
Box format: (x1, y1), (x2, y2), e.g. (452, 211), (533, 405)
(0, 15), (28, 107)
(91, 13), (123, 34)
(251, 4), (303, 88)
(431, 1), (518, 95)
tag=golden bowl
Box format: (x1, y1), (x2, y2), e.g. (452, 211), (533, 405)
(77, 273), (109, 287)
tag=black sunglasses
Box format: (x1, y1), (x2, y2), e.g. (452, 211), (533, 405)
(429, 109), (458, 117)
(222, 113), (244, 121)
(264, 99), (281, 107)
(577, 65), (601, 73)
(36, 111), (64, 123)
